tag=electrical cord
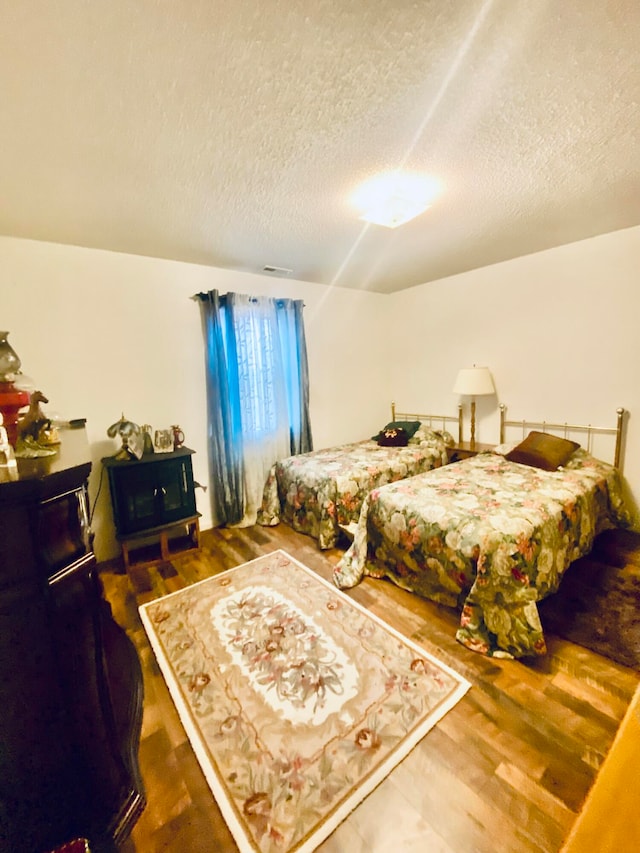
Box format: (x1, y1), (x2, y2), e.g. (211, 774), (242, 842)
(89, 463), (106, 528)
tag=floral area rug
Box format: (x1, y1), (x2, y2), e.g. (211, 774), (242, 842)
(139, 550), (470, 852)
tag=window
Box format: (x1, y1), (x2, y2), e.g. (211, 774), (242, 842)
(198, 290), (312, 525)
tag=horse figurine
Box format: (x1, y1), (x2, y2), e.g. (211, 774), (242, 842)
(15, 390), (59, 456)
(19, 390), (52, 440)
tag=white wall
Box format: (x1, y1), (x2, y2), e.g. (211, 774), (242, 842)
(389, 225), (640, 525)
(3, 225), (638, 562)
(1, 236), (389, 560)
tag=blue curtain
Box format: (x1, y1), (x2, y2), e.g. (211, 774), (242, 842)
(198, 290), (245, 524)
(197, 290), (312, 525)
(276, 298), (312, 455)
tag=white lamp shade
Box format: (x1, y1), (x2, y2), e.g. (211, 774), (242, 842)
(453, 366), (495, 396)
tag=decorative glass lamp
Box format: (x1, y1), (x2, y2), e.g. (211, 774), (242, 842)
(453, 366), (496, 449)
(0, 332), (30, 447)
(107, 414), (143, 460)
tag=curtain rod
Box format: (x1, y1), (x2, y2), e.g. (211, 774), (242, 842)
(191, 292), (305, 306)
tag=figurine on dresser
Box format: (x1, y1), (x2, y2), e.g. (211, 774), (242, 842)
(15, 390), (58, 458)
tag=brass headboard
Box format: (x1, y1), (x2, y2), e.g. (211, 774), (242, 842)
(391, 402), (463, 445)
(499, 404), (627, 470)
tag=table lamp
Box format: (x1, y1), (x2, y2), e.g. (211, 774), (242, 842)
(453, 366), (496, 449)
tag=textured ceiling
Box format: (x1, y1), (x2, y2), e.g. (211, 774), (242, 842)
(1, 1), (639, 294)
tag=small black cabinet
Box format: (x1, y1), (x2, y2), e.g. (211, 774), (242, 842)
(103, 448), (197, 536)
(103, 448), (201, 569)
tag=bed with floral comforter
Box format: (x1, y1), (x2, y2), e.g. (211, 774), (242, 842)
(333, 449), (630, 658)
(258, 426), (452, 549)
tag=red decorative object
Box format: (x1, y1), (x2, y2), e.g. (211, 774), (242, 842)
(0, 380), (29, 447)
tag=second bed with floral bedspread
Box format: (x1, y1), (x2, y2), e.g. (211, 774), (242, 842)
(334, 449), (630, 658)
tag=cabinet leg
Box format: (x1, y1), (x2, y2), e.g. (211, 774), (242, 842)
(160, 531), (170, 561)
(189, 518), (200, 549)
(118, 515), (201, 570)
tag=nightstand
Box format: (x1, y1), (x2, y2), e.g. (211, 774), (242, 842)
(447, 441), (495, 463)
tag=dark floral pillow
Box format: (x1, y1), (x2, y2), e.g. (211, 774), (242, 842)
(372, 420), (421, 441)
(377, 427), (409, 446)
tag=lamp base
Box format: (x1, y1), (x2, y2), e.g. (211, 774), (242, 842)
(0, 381), (30, 447)
(469, 399), (476, 450)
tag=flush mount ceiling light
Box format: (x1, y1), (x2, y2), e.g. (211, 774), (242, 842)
(351, 172), (440, 228)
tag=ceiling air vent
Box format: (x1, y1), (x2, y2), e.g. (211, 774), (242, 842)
(262, 265), (293, 275)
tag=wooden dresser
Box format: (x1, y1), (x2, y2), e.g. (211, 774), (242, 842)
(0, 428), (145, 853)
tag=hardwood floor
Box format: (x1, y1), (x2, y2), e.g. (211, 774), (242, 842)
(100, 524), (640, 853)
